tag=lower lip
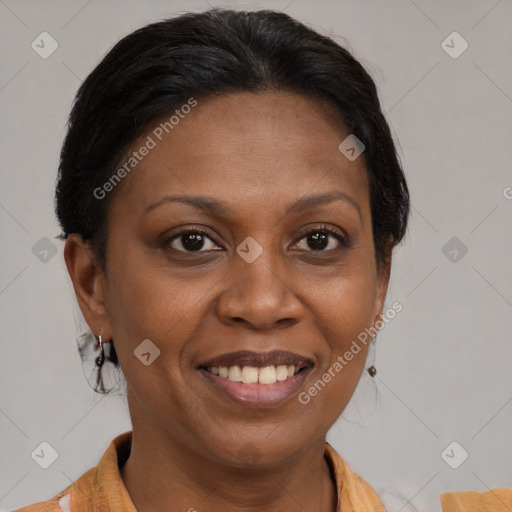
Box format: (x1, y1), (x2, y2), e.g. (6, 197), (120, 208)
(198, 367), (314, 407)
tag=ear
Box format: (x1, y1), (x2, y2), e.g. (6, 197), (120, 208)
(371, 243), (392, 328)
(63, 234), (113, 341)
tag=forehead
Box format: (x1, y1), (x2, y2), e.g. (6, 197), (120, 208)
(109, 91), (370, 221)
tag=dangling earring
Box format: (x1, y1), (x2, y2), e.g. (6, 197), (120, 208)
(95, 334), (105, 368)
(366, 334), (377, 377)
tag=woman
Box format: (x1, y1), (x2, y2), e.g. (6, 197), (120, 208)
(15, 8), (511, 512)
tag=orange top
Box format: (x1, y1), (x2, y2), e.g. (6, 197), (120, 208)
(441, 489), (512, 512)
(13, 431), (512, 512)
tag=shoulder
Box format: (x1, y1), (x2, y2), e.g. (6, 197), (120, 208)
(12, 492), (71, 512)
(440, 488), (512, 511)
(325, 443), (512, 512)
(11, 466), (97, 512)
(324, 442), (386, 512)
(11, 432), (131, 512)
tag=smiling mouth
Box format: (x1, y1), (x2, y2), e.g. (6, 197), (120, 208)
(199, 364), (308, 385)
(196, 350), (315, 407)
(197, 349), (314, 385)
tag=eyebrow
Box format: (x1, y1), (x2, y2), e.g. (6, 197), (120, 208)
(144, 190), (362, 220)
(287, 191), (362, 220)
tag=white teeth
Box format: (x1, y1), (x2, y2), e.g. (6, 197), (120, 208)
(259, 366), (277, 384)
(228, 365), (242, 382)
(276, 365), (288, 381)
(209, 364), (303, 385)
(241, 366), (259, 384)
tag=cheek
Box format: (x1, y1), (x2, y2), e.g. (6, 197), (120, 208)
(105, 252), (216, 370)
(296, 335), (369, 432)
(298, 262), (376, 411)
(308, 261), (378, 342)
(104, 265), (202, 418)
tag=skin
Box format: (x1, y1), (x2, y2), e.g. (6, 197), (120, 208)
(64, 91), (391, 512)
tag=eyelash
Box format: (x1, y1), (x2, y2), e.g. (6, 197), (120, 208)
(163, 224), (348, 253)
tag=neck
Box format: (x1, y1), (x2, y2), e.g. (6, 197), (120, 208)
(120, 426), (337, 512)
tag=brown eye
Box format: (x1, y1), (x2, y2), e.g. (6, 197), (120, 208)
(305, 231), (331, 251)
(166, 230), (221, 253)
(292, 226), (347, 252)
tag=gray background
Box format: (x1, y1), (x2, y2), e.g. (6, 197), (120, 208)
(1, 0), (511, 510)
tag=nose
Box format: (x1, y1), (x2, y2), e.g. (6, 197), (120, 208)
(216, 245), (304, 330)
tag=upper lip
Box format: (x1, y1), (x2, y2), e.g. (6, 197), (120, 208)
(198, 350), (314, 369)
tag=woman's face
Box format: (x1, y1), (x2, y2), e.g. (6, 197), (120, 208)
(70, 91), (390, 465)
